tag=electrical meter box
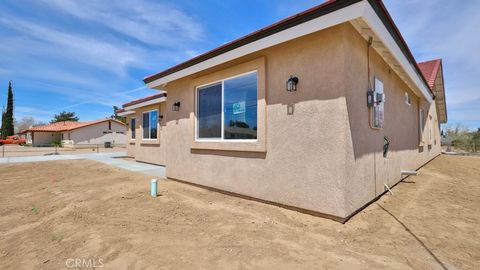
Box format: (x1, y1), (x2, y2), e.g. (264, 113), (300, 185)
(367, 90), (375, 107)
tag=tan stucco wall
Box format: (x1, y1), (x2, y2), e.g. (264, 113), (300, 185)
(133, 23), (442, 219)
(160, 24), (352, 218)
(342, 23), (441, 215)
(127, 103), (167, 165)
(126, 115), (135, 158)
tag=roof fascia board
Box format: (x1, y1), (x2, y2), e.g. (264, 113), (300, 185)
(124, 97), (167, 111)
(117, 110), (136, 117)
(146, 1), (367, 88)
(361, 3), (433, 102)
(146, 0), (432, 103)
(69, 120), (125, 132)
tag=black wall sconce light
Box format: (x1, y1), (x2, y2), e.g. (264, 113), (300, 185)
(172, 101), (181, 111)
(159, 115), (164, 121)
(286, 76), (299, 92)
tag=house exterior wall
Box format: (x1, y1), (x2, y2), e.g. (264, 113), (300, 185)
(158, 24), (352, 218)
(61, 121), (127, 147)
(342, 23), (441, 216)
(30, 132), (61, 146)
(127, 103), (167, 165)
(131, 23), (442, 220)
(126, 115), (135, 157)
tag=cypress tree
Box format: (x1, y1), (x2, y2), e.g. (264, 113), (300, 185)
(4, 81), (14, 137)
(2, 81), (14, 138)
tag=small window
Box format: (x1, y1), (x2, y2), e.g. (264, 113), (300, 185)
(405, 92), (411, 105)
(419, 109), (424, 142)
(108, 121), (112, 130)
(197, 71), (258, 140)
(429, 115), (433, 143)
(131, 118), (136, 139)
(372, 77), (385, 128)
(142, 110), (158, 139)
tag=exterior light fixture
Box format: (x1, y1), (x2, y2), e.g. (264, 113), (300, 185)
(286, 76), (299, 92)
(172, 101), (181, 111)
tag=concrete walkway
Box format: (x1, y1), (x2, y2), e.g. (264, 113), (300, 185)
(0, 152), (166, 178)
(84, 153), (166, 178)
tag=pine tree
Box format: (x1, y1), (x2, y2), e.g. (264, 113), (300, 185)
(51, 111), (79, 123)
(111, 106), (126, 123)
(4, 81), (14, 137)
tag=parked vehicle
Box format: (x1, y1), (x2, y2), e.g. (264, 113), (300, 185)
(0, 135), (27, 145)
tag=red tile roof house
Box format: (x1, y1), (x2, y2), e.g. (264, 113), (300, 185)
(24, 119), (127, 148)
(118, 0), (447, 222)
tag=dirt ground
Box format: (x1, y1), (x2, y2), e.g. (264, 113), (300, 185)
(0, 155), (479, 269)
(0, 145), (125, 157)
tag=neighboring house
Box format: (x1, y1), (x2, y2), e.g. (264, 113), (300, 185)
(118, 0), (447, 222)
(24, 119), (127, 147)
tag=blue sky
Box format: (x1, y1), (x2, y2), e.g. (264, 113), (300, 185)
(0, 0), (478, 129)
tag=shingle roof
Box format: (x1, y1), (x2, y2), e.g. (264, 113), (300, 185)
(418, 59), (441, 90)
(122, 93), (167, 108)
(25, 119), (125, 132)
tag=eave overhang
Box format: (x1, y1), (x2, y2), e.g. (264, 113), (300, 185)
(144, 0), (433, 103)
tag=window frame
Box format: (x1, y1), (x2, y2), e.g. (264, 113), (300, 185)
(195, 70), (258, 142)
(130, 117), (136, 140)
(142, 109), (158, 140)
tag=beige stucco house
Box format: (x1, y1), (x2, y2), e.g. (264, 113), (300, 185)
(118, 0), (447, 222)
(25, 119), (127, 148)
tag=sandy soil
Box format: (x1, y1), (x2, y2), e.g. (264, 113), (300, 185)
(0, 145), (125, 157)
(0, 155), (478, 269)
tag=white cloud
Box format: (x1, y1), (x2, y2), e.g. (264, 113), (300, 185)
(0, 0), (205, 116)
(40, 0), (204, 46)
(0, 18), (146, 75)
(15, 106), (54, 123)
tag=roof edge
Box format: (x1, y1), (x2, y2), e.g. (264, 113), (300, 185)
(370, 0), (434, 97)
(122, 92), (167, 108)
(143, 0), (360, 84)
(143, 0), (434, 100)
(25, 118), (125, 133)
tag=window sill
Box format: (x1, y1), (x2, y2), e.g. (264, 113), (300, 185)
(191, 140), (266, 152)
(140, 139), (160, 145)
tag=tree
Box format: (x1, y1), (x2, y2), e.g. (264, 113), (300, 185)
(14, 117), (45, 132)
(472, 129), (480, 152)
(51, 111), (79, 123)
(1, 81), (14, 138)
(1, 108), (6, 139)
(111, 106), (126, 123)
(444, 123), (480, 153)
